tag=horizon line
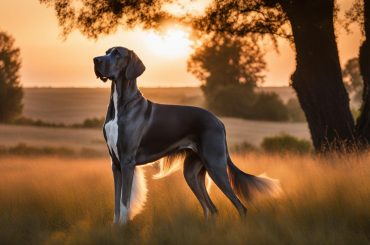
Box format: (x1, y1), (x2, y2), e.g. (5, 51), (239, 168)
(23, 85), (291, 89)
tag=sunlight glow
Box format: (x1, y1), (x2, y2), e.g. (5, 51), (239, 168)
(144, 28), (192, 59)
(162, 0), (212, 16)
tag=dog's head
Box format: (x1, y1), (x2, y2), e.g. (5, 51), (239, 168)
(93, 47), (146, 82)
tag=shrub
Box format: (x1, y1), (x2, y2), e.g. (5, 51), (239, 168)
(71, 117), (104, 128)
(286, 98), (306, 122)
(205, 84), (255, 118)
(0, 143), (104, 157)
(261, 134), (312, 154)
(251, 92), (289, 121)
(0, 143), (75, 156)
(79, 117), (104, 128)
(231, 141), (257, 153)
(205, 85), (289, 121)
(10, 116), (105, 129)
(11, 116), (66, 127)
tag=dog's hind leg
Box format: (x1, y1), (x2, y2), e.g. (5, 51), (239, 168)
(197, 167), (218, 215)
(183, 153), (217, 218)
(204, 158), (247, 218)
(200, 131), (247, 218)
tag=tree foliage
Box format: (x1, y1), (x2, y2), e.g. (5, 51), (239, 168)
(0, 31), (23, 122)
(343, 57), (363, 103)
(39, 0), (172, 38)
(344, 0), (364, 33)
(343, 57), (363, 92)
(188, 34), (265, 93)
(188, 34), (288, 121)
(191, 0), (291, 42)
(40, 0), (291, 41)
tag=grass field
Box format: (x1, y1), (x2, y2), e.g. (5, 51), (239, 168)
(0, 88), (368, 244)
(0, 153), (369, 244)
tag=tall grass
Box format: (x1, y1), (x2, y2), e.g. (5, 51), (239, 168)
(0, 154), (369, 244)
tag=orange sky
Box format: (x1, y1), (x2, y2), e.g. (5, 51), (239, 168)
(0, 0), (363, 88)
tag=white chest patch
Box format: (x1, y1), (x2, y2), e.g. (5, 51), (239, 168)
(105, 84), (119, 160)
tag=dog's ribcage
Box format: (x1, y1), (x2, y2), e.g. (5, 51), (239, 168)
(105, 84), (119, 160)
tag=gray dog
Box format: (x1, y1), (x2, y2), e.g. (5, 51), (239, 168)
(93, 47), (280, 224)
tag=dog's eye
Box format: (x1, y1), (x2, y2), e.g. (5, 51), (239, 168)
(112, 49), (120, 57)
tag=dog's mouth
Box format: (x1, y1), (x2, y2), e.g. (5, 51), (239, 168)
(94, 67), (112, 82)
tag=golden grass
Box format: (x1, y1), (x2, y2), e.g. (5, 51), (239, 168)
(0, 154), (369, 244)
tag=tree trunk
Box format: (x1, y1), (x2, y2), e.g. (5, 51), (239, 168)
(279, 0), (355, 151)
(355, 0), (370, 144)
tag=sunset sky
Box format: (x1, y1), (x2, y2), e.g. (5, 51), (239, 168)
(0, 0), (363, 88)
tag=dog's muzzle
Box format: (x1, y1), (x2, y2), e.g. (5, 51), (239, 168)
(93, 57), (110, 82)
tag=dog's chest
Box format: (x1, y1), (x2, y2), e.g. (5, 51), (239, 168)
(105, 85), (119, 160)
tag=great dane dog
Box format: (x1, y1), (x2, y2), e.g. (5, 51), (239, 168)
(93, 47), (280, 224)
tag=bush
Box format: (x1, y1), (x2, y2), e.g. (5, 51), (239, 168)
(0, 143), (75, 156)
(79, 117), (104, 128)
(11, 116), (66, 127)
(231, 141), (257, 153)
(0, 143), (104, 157)
(286, 98), (306, 122)
(10, 116), (105, 129)
(261, 134), (312, 154)
(205, 85), (289, 121)
(205, 84), (255, 118)
(251, 92), (288, 121)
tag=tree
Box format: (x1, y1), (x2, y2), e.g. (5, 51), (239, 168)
(39, 0), (171, 39)
(280, 0), (354, 151)
(346, 0), (370, 144)
(187, 34), (288, 121)
(40, 0), (370, 152)
(192, 0), (370, 150)
(0, 31), (23, 122)
(192, 0), (356, 151)
(342, 57), (363, 103)
(188, 34), (265, 96)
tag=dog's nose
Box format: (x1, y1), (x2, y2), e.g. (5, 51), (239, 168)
(93, 57), (102, 65)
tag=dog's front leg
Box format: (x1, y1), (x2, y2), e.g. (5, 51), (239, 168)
(119, 158), (135, 224)
(112, 163), (122, 224)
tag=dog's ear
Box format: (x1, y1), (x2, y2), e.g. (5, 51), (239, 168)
(125, 50), (146, 80)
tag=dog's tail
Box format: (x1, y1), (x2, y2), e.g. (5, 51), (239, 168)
(227, 157), (281, 203)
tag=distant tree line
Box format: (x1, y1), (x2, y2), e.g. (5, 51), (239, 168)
(0, 31), (23, 122)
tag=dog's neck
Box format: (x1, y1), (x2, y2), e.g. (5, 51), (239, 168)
(112, 74), (142, 110)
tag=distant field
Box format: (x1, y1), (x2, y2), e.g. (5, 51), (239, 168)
(0, 87), (308, 149)
(0, 153), (368, 244)
(23, 87), (296, 124)
(22, 87), (205, 124)
(0, 118), (309, 150)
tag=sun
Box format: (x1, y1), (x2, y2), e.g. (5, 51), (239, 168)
(144, 28), (192, 59)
